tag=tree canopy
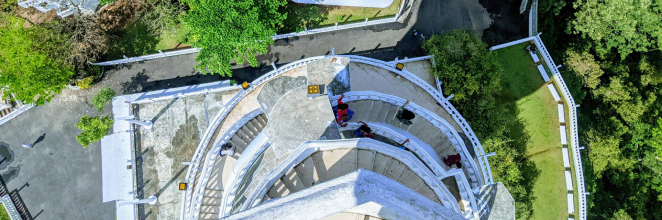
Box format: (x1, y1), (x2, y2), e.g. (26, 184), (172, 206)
(75, 115), (113, 147)
(572, 0), (662, 59)
(538, 0), (662, 216)
(0, 14), (73, 104)
(181, 0), (286, 76)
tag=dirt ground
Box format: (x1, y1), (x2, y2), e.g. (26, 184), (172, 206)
(15, 7), (58, 24)
(97, 0), (146, 30)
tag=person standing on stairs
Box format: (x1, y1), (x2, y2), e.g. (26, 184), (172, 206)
(443, 153), (463, 169)
(353, 121), (374, 139)
(219, 143), (235, 157)
(396, 100), (415, 125)
(333, 94), (354, 127)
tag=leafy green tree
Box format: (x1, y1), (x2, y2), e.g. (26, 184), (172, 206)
(75, 115), (113, 147)
(572, 0), (662, 59)
(92, 87), (116, 112)
(423, 29), (501, 101)
(565, 49), (603, 89)
(182, 0), (286, 76)
(0, 14), (74, 105)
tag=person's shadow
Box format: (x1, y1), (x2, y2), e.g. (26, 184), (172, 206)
(31, 134), (46, 148)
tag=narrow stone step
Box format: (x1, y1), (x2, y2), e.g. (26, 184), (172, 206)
(200, 205), (220, 214)
(249, 118), (263, 131)
(383, 105), (399, 125)
(228, 140), (244, 155)
(368, 101), (383, 122)
(202, 197), (221, 206)
(357, 149), (375, 171)
(374, 102), (393, 123)
(312, 152), (327, 182)
(356, 100), (373, 122)
(259, 114), (269, 125)
(372, 153), (391, 175)
(235, 129), (253, 145)
(245, 120), (259, 135)
(295, 157), (320, 187)
(347, 100), (367, 122)
(240, 126), (256, 139)
(203, 189), (223, 198)
(281, 167), (306, 193)
(267, 179), (290, 198)
(383, 159), (407, 180)
(230, 136), (247, 150)
(199, 211), (220, 220)
(254, 115), (267, 128)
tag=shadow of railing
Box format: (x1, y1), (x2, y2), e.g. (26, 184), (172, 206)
(0, 177), (35, 220)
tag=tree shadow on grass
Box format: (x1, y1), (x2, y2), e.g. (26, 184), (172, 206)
(105, 20), (160, 60)
(278, 2), (329, 34)
(492, 89), (541, 219)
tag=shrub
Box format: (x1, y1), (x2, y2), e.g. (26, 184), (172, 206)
(77, 77), (94, 89)
(99, 0), (115, 5)
(92, 87), (116, 112)
(75, 115), (113, 148)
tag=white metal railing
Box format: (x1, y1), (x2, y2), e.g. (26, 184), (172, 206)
(338, 122), (480, 218)
(187, 109), (263, 220)
(93, 48), (200, 66)
(241, 138), (462, 214)
(530, 0), (538, 36)
(329, 91), (483, 190)
(271, 0), (409, 40)
(344, 55), (493, 185)
(183, 55), (497, 219)
(532, 35), (586, 220)
(338, 122), (448, 176)
(0, 104), (35, 127)
(181, 56), (324, 220)
(1, 195), (20, 220)
(92, 0), (416, 67)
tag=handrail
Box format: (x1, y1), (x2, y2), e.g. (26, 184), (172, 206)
(183, 55), (496, 219)
(329, 91), (483, 191)
(532, 35), (586, 220)
(182, 56), (325, 220)
(187, 109), (263, 220)
(339, 122), (480, 218)
(338, 122), (447, 176)
(0, 104), (35, 127)
(343, 55), (492, 185)
(1, 195), (21, 220)
(180, 89), (247, 220)
(241, 138), (462, 214)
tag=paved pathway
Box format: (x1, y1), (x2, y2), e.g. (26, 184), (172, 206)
(0, 0), (527, 218)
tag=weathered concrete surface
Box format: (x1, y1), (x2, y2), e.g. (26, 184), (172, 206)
(257, 76), (308, 117)
(306, 57), (351, 96)
(232, 86), (341, 210)
(477, 182), (515, 220)
(136, 92), (225, 220)
(348, 62), (461, 131)
(402, 60), (435, 88)
(265, 87), (340, 156)
(209, 66), (307, 148)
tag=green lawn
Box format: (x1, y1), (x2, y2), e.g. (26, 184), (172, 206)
(494, 45), (568, 220)
(0, 204), (8, 220)
(317, 0), (402, 27)
(278, 0), (402, 33)
(105, 22), (190, 60)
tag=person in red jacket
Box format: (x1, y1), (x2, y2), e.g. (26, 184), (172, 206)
(443, 153), (463, 168)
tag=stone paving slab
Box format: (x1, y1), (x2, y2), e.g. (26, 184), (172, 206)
(136, 92), (225, 220)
